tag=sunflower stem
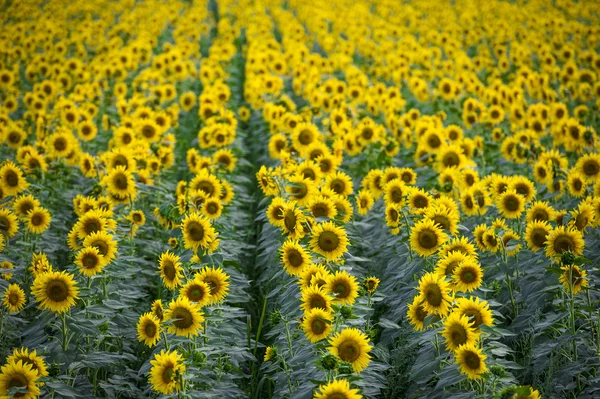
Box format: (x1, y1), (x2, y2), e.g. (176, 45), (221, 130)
(163, 331), (170, 351)
(283, 318), (294, 358)
(61, 313), (69, 352)
(253, 296), (267, 356)
(505, 272), (517, 317)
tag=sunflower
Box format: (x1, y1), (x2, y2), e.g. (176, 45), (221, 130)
(197, 266), (230, 304)
(364, 277), (380, 293)
(280, 239), (311, 276)
(570, 202), (595, 232)
(544, 226), (585, 259)
(453, 260), (483, 292)
(292, 122), (320, 153)
(32, 270), (79, 313)
(455, 343), (487, 379)
(575, 153), (600, 182)
(299, 264), (330, 289)
(0, 161), (29, 197)
(442, 312), (481, 352)
(356, 189), (374, 216)
(3, 283), (26, 313)
(310, 221), (349, 262)
(25, 207), (51, 234)
(454, 297), (494, 329)
(302, 307), (333, 343)
(526, 201), (556, 223)
(416, 272), (453, 316)
(424, 204), (460, 235)
(201, 198), (223, 220)
(0, 360), (40, 399)
(180, 277), (212, 307)
(1, 260), (14, 280)
(435, 251), (474, 279)
(165, 297), (204, 337)
(266, 197), (287, 227)
(127, 210), (146, 226)
(508, 176), (536, 203)
(7, 348), (48, 378)
(407, 296), (428, 332)
(524, 221), (551, 252)
(83, 231), (118, 262)
(496, 190), (525, 219)
(300, 285), (332, 313)
(0, 209), (19, 238)
(410, 218), (448, 257)
(325, 171), (354, 197)
(314, 379), (362, 399)
(307, 195), (338, 220)
(13, 195), (40, 219)
(559, 265), (588, 295)
(384, 179), (407, 206)
(158, 251), (183, 290)
(566, 169), (587, 197)
(181, 212), (217, 251)
(149, 350), (185, 395)
(286, 175), (317, 206)
(152, 299), (165, 322)
(328, 328), (372, 373)
(75, 246), (107, 277)
(256, 165), (279, 196)
(137, 312), (161, 347)
(102, 165), (136, 199)
(326, 271), (359, 305)
(263, 346), (277, 361)
(407, 188), (432, 213)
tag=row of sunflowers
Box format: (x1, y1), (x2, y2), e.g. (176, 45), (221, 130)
(1, 0), (600, 398)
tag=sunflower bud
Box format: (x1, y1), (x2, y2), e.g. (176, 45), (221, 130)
(320, 354), (338, 371)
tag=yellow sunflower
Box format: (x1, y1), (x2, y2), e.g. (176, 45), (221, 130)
(75, 246), (107, 277)
(180, 276), (212, 307)
(307, 195), (338, 220)
(266, 197), (287, 227)
(442, 312), (481, 352)
(453, 260), (483, 292)
(544, 226), (585, 259)
(326, 270), (359, 305)
(286, 175), (317, 206)
(410, 218), (448, 257)
(102, 165), (137, 199)
(137, 312), (162, 347)
(181, 212), (217, 252)
(0, 209), (19, 238)
(328, 328), (372, 373)
(165, 297), (204, 337)
(325, 171), (354, 197)
(280, 239), (311, 276)
(152, 299), (165, 322)
(3, 283), (26, 313)
(416, 272), (453, 316)
(158, 251), (183, 290)
(435, 251), (474, 280)
(559, 265), (588, 295)
(300, 285), (332, 313)
(526, 201), (556, 223)
(454, 297), (494, 329)
(309, 222), (349, 262)
(524, 220), (551, 252)
(302, 307), (333, 343)
(197, 266), (230, 304)
(31, 270), (79, 314)
(149, 350), (185, 395)
(364, 277), (380, 294)
(7, 347), (48, 378)
(0, 161), (29, 197)
(496, 189), (525, 219)
(314, 379), (362, 399)
(455, 343), (487, 379)
(0, 360), (40, 399)
(356, 189), (374, 216)
(407, 296), (429, 332)
(83, 231), (118, 262)
(13, 195), (40, 219)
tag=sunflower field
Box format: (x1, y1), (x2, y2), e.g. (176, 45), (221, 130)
(1, 0), (600, 398)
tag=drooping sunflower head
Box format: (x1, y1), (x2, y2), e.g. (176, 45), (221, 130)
(364, 277), (380, 294)
(328, 327), (372, 373)
(197, 266), (230, 304)
(31, 270), (79, 314)
(559, 265), (588, 295)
